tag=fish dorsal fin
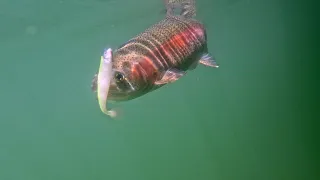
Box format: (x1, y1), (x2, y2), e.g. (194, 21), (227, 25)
(163, 0), (196, 18)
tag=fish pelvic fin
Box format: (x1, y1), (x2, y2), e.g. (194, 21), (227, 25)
(155, 68), (186, 85)
(163, 0), (196, 18)
(199, 54), (219, 68)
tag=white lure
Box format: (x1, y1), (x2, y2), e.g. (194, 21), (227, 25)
(97, 48), (116, 118)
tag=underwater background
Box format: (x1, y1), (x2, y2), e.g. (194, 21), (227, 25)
(0, 0), (317, 180)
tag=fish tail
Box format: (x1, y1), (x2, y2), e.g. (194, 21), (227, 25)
(163, 0), (196, 18)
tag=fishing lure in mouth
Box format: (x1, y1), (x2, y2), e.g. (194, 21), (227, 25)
(97, 48), (117, 118)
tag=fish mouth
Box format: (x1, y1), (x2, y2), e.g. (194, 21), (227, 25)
(106, 82), (135, 102)
(91, 71), (137, 102)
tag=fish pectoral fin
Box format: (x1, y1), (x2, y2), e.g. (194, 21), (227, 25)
(199, 54), (219, 68)
(154, 68), (186, 85)
(91, 73), (98, 92)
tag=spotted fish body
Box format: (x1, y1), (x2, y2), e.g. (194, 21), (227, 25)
(116, 16), (206, 72)
(91, 1), (218, 102)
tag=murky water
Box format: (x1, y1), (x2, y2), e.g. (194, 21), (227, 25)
(0, 0), (316, 180)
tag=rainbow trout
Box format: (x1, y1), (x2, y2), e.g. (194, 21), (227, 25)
(91, 0), (218, 102)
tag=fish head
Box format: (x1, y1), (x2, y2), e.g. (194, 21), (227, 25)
(92, 51), (153, 102)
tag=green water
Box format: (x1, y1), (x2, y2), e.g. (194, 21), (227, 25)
(0, 0), (317, 180)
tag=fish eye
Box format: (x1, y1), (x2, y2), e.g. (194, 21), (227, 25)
(115, 72), (124, 82)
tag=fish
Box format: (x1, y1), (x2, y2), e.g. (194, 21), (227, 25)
(91, 0), (218, 102)
(96, 48), (117, 117)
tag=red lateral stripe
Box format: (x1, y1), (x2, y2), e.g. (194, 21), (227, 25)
(134, 25), (204, 80)
(159, 26), (203, 63)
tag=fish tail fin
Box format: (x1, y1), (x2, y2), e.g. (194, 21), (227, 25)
(199, 54), (219, 68)
(163, 0), (196, 18)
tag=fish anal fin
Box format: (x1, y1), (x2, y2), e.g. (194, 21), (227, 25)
(154, 68), (186, 85)
(199, 54), (219, 68)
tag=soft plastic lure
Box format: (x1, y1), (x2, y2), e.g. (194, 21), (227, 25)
(97, 48), (116, 118)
